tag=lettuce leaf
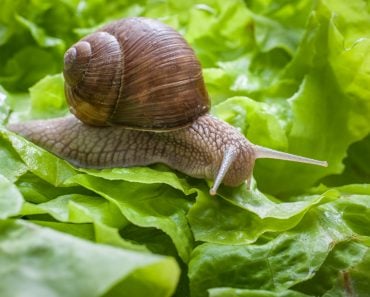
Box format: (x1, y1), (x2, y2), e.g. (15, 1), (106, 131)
(208, 288), (310, 297)
(189, 187), (370, 297)
(0, 0), (370, 296)
(0, 220), (179, 297)
(0, 174), (23, 219)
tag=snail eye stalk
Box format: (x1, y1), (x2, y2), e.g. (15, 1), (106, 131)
(210, 147), (237, 196)
(253, 145), (328, 167)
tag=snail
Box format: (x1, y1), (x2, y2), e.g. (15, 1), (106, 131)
(8, 17), (327, 195)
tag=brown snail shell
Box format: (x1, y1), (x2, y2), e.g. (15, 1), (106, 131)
(63, 17), (210, 129)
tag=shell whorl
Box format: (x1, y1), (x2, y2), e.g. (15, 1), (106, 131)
(63, 17), (210, 129)
(64, 32), (122, 126)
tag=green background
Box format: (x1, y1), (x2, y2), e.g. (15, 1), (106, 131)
(0, 0), (369, 296)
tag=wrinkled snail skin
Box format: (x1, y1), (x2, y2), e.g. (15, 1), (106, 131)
(7, 17), (328, 195)
(7, 113), (328, 194)
(7, 114), (255, 190)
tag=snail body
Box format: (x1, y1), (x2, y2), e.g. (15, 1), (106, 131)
(8, 17), (327, 195)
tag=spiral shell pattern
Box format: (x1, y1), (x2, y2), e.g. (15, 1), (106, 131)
(63, 17), (210, 129)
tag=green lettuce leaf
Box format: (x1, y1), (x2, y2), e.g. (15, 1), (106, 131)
(323, 134), (370, 185)
(0, 128), (76, 185)
(323, 248), (370, 297)
(0, 174), (23, 219)
(20, 193), (146, 251)
(69, 173), (194, 262)
(0, 0), (370, 296)
(294, 241), (369, 296)
(189, 183), (370, 296)
(252, 0), (370, 194)
(29, 74), (68, 119)
(0, 220), (179, 297)
(0, 127), (194, 261)
(0, 137), (28, 182)
(209, 287), (310, 297)
(188, 185), (337, 244)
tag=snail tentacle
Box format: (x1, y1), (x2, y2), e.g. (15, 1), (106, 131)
(210, 146), (237, 196)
